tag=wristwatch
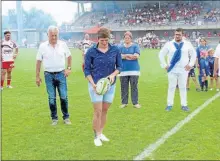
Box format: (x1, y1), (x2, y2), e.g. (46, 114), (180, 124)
(67, 67), (71, 70)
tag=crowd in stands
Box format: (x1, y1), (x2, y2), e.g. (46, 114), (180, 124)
(90, 12), (109, 27)
(59, 2), (220, 32)
(114, 2), (203, 27)
(204, 8), (220, 22)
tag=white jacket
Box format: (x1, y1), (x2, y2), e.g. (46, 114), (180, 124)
(159, 39), (196, 73)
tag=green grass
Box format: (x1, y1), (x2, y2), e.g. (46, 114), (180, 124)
(151, 98), (220, 160)
(2, 48), (219, 160)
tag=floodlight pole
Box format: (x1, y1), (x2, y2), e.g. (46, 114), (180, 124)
(105, 2), (108, 14)
(80, 3), (85, 13)
(16, 1), (23, 46)
(130, 1), (133, 12)
(77, 2), (80, 15)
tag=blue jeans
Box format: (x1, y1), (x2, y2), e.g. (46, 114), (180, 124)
(44, 71), (69, 120)
(88, 83), (116, 103)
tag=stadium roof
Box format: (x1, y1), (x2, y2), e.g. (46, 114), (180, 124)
(86, 1), (167, 11)
(73, 1), (91, 3)
(73, 1), (161, 4)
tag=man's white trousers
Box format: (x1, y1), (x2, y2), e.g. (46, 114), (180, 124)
(167, 71), (188, 106)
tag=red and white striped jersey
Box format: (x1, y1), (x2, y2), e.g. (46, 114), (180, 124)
(82, 40), (93, 55)
(1, 39), (17, 62)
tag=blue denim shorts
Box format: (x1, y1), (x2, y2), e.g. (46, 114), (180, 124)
(88, 83), (116, 103)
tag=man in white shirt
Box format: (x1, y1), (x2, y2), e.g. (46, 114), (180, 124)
(1, 31), (18, 90)
(213, 43), (220, 91)
(80, 34), (93, 71)
(36, 26), (72, 125)
(159, 28), (197, 112)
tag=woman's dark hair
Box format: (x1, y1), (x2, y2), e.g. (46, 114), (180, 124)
(97, 28), (110, 39)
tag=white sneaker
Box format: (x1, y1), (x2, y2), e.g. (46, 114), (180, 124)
(94, 138), (102, 146)
(63, 119), (72, 125)
(1, 87), (3, 91)
(99, 134), (110, 142)
(7, 85), (13, 89)
(134, 104), (141, 109)
(51, 119), (58, 126)
(120, 104), (127, 108)
(217, 89), (220, 92)
(210, 88), (213, 91)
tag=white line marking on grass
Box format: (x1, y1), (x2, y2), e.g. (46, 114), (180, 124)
(134, 92), (220, 160)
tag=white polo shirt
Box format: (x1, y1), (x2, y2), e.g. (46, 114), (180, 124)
(159, 39), (197, 73)
(36, 40), (71, 72)
(214, 44), (220, 76)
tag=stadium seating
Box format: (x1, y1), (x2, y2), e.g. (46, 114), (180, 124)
(61, 2), (220, 31)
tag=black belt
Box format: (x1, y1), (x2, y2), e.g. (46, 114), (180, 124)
(44, 70), (63, 74)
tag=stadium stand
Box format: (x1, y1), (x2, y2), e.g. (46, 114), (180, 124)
(60, 1), (220, 31)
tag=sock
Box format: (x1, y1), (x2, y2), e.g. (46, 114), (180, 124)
(205, 80), (208, 89)
(1, 80), (4, 87)
(7, 79), (11, 86)
(201, 82), (205, 90)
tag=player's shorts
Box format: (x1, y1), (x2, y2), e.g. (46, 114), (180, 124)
(188, 69), (196, 77)
(88, 83), (116, 103)
(1, 61), (14, 69)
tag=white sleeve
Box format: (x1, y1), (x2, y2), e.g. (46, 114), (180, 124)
(214, 44), (220, 58)
(188, 42), (197, 67)
(158, 42), (169, 68)
(36, 44), (43, 61)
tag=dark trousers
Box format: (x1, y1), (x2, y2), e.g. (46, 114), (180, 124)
(198, 75), (202, 88)
(44, 71), (69, 120)
(120, 76), (139, 105)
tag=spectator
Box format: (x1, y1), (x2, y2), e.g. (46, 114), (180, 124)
(118, 31), (141, 109)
